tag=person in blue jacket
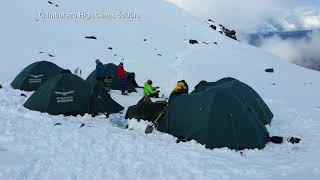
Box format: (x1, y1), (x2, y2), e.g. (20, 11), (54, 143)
(95, 59), (106, 81)
(95, 59), (109, 92)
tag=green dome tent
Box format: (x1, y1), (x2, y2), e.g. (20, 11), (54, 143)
(193, 77), (273, 124)
(86, 63), (139, 93)
(125, 97), (167, 122)
(11, 61), (64, 91)
(89, 84), (124, 115)
(24, 73), (91, 116)
(157, 78), (271, 150)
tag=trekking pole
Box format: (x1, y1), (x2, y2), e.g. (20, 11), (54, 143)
(145, 106), (167, 134)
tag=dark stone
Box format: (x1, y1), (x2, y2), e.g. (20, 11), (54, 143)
(213, 42), (218, 45)
(270, 136), (283, 144)
(223, 29), (238, 40)
(114, 54), (117, 56)
(230, 30), (236, 36)
(54, 123), (62, 126)
(265, 68), (274, 73)
(288, 137), (301, 144)
(48, 1), (53, 4)
(20, 93), (27, 97)
(80, 123), (85, 128)
(85, 36), (97, 40)
(215, 23), (239, 41)
(208, 19), (214, 23)
(176, 137), (192, 143)
(209, 25), (217, 30)
(108, 47), (113, 50)
(0, 84), (2, 89)
(189, 39), (198, 44)
(157, 54), (162, 56)
(48, 54), (55, 57)
(202, 42), (208, 45)
(144, 39), (147, 41)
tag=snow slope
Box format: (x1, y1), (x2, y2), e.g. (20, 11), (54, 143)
(0, 0), (320, 179)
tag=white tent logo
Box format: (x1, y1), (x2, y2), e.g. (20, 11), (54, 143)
(54, 90), (75, 103)
(29, 74), (44, 78)
(54, 90), (75, 96)
(28, 74), (44, 84)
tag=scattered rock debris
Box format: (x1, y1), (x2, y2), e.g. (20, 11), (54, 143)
(189, 39), (198, 44)
(85, 36), (97, 40)
(265, 68), (274, 73)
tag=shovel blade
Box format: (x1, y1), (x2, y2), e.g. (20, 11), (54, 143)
(145, 125), (154, 134)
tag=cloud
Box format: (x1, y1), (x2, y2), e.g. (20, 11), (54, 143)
(258, 6), (320, 31)
(258, 31), (320, 71)
(167, 0), (320, 71)
(167, 0), (315, 31)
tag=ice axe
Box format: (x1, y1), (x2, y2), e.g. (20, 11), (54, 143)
(145, 107), (167, 134)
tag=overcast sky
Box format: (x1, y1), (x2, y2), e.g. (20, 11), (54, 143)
(167, 0), (320, 31)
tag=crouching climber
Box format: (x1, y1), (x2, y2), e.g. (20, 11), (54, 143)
(144, 80), (160, 98)
(171, 81), (188, 96)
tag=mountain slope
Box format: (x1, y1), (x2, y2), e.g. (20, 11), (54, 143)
(0, 0), (320, 179)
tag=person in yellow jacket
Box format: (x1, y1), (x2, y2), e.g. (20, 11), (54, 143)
(171, 81), (188, 96)
(144, 80), (160, 98)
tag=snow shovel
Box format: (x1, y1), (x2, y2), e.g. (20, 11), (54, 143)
(145, 107), (167, 134)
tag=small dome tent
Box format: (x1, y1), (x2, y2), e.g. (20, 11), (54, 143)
(24, 73), (91, 116)
(11, 61), (64, 91)
(158, 78), (272, 150)
(125, 96), (167, 122)
(193, 77), (273, 125)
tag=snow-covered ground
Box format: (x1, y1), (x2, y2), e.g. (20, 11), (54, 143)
(1, 86), (320, 180)
(0, 0), (320, 179)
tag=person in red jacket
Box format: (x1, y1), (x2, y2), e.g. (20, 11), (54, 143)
(117, 62), (127, 95)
